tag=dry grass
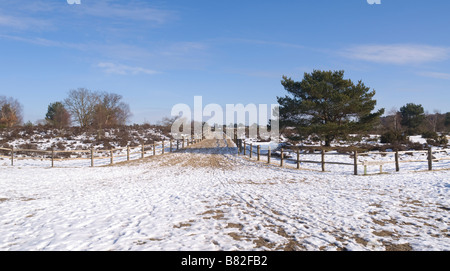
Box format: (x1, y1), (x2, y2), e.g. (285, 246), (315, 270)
(157, 153), (235, 170)
(384, 243), (413, 251)
(109, 138), (236, 170)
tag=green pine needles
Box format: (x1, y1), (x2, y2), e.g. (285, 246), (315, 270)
(277, 70), (385, 146)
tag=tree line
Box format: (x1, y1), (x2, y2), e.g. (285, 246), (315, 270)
(2, 71), (450, 148)
(0, 88), (131, 129)
(379, 104), (450, 145)
(277, 70), (450, 146)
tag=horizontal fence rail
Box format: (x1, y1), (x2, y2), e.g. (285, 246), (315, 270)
(0, 137), (202, 168)
(238, 142), (450, 175)
(2, 138), (450, 175)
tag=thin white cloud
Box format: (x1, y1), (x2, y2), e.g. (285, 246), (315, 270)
(227, 38), (305, 50)
(342, 44), (450, 65)
(0, 33), (210, 71)
(223, 68), (284, 79)
(1, 0), (174, 24)
(97, 62), (159, 75)
(75, 1), (175, 25)
(0, 13), (52, 30)
(159, 42), (209, 56)
(0, 34), (87, 49)
(417, 71), (450, 80)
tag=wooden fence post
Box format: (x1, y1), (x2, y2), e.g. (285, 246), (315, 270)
(268, 146), (271, 164)
(280, 148), (284, 167)
(111, 149), (114, 164)
(395, 151), (400, 172)
(91, 147), (94, 167)
(257, 145), (260, 161)
(250, 144), (253, 158)
(353, 151), (358, 175)
(321, 149), (325, 172)
(428, 146), (433, 171)
(243, 142), (246, 155)
(11, 146), (14, 166)
(51, 148), (54, 168)
(153, 143), (156, 156)
(162, 141), (165, 154)
(170, 140), (172, 152)
(127, 146), (130, 161)
(297, 149), (300, 169)
(141, 144), (144, 159)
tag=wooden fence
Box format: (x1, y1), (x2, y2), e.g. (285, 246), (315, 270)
(2, 138), (450, 174)
(238, 142), (450, 175)
(0, 137), (201, 168)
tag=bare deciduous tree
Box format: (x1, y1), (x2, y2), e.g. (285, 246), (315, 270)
(64, 88), (131, 129)
(92, 92), (131, 128)
(386, 107), (402, 132)
(425, 110), (440, 133)
(64, 88), (100, 128)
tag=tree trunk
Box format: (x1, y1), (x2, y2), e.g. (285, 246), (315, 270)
(324, 135), (334, 147)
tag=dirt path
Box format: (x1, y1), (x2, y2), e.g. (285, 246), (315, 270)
(144, 135), (239, 169)
(136, 138), (313, 250)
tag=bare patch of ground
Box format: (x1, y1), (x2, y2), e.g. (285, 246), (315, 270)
(0, 197), (35, 203)
(253, 237), (277, 249)
(226, 223), (244, 230)
(173, 220), (196, 228)
(19, 197), (35, 201)
(115, 138), (237, 170)
(384, 242), (413, 251)
(134, 237), (164, 246)
(201, 209), (226, 220)
(177, 154), (234, 170)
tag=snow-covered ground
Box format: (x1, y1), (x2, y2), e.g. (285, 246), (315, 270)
(1, 138), (449, 251)
(241, 141), (450, 175)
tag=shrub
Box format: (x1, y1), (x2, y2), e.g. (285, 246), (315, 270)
(421, 131), (438, 140)
(406, 142), (425, 151)
(426, 135), (448, 147)
(55, 141), (66, 150)
(18, 143), (37, 150)
(380, 131), (407, 144)
(440, 135), (449, 146)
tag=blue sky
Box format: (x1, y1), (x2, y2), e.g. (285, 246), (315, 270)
(1, 0), (449, 124)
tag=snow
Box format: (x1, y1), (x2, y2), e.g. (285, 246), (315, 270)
(409, 135), (428, 144)
(1, 138), (449, 251)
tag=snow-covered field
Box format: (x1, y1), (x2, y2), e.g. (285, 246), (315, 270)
(1, 138), (449, 251)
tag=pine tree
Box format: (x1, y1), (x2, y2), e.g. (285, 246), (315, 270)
(45, 102), (71, 129)
(399, 103), (425, 135)
(277, 70), (384, 146)
(445, 112), (450, 128)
